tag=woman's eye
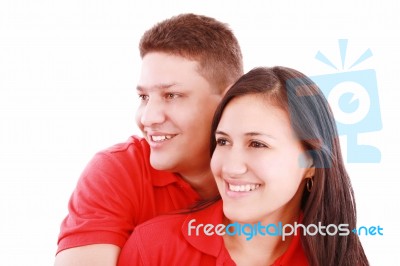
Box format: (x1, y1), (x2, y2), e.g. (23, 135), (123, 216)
(216, 138), (228, 146)
(249, 141), (267, 148)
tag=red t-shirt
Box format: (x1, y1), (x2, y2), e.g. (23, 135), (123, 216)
(57, 136), (200, 253)
(118, 200), (309, 266)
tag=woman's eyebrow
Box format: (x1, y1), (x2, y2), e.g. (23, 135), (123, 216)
(215, 130), (228, 136)
(244, 132), (276, 140)
(216, 130), (276, 140)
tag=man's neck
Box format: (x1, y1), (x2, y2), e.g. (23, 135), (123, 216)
(178, 169), (219, 200)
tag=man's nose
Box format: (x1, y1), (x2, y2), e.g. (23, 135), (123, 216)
(140, 98), (166, 127)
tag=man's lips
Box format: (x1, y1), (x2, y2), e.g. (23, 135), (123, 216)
(147, 133), (178, 143)
(150, 135), (175, 142)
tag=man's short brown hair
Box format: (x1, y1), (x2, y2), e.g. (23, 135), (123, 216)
(139, 13), (243, 92)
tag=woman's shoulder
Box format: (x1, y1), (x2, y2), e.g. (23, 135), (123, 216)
(119, 200), (227, 265)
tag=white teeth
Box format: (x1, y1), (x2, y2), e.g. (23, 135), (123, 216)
(151, 135), (173, 142)
(228, 183), (260, 192)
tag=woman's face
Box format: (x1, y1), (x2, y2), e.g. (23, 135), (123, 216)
(211, 94), (314, 224)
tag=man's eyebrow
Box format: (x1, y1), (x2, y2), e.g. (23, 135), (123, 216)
(136, 83), (179, 92)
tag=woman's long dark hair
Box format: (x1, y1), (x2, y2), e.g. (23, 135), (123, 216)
(210, 66), (369, 266)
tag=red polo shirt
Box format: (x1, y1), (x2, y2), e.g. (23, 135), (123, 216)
(118, 200), (308, 266)
(57, 136), (200, 253)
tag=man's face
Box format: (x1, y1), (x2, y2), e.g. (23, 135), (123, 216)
(136, 52), (223, 177)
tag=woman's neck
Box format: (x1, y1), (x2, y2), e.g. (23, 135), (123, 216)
(224, 233), (291, 266)
(223, 209), (301, 265)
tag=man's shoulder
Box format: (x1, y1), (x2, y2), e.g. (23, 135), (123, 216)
(135, 201), (222, 237)
(90, 135), (152, 170)
(133, 212), (188, 244)
(99, 135), (149, 157)
(137, 212), (187, 229)
(83, 135), (180, 187)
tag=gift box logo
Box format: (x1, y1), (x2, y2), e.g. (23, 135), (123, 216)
(309, 39), (382, 163)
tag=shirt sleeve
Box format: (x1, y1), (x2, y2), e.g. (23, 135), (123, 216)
(57, 149), (144, 253)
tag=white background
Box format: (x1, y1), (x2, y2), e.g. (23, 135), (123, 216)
(1, 0), (399, 265)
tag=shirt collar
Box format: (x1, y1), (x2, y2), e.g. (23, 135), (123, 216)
(182, 200), (225, 257)
(150, 169), (185, 187)
(180, 200), (307, 265)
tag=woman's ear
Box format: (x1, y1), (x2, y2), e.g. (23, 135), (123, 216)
(305, 164), (315, 179)
(299, 152), (315, 179)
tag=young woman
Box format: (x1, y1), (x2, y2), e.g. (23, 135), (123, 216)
(118, 67), (369, 266)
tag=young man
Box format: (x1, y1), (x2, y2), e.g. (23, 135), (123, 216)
(55, 13), (243, 265)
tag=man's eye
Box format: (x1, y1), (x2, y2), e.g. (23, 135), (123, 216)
(249, 141), (268, 148)
(138, 94), (149, 101)
(165, 93), (179, 99)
